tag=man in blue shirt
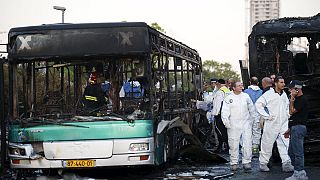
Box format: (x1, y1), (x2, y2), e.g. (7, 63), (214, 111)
(119, 79), (144, 98)
(244, 77), (263, 156)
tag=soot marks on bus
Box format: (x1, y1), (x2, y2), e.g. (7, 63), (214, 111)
(4, 23), (207, 172)
(245, 14), (320, 159)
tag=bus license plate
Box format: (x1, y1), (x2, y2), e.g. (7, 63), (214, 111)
(64, 160), (95, 168)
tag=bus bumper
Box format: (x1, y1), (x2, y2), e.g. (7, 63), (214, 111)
(9, 137), (155, 169)
(10, 152), (155, 168)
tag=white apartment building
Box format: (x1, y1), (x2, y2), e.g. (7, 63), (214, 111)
(249, 0), (280, 29)
(244, 0), (280, 60)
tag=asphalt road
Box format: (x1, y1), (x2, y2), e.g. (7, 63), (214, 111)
(2, 155), (318, 180)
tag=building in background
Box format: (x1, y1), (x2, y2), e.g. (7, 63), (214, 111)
(245, 0), (308, 61)
(249, 0), (280, 30)
(244, 0), (280, 60)
(0, 31), (8, 58)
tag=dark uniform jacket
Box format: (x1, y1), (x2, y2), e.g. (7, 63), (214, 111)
(83, 84), (106, 110)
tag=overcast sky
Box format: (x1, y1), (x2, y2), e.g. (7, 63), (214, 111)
(1, 0), (319, 71)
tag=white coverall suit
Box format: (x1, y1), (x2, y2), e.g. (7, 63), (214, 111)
(255, 88), (291, 165)
(221, 92), (256, 165)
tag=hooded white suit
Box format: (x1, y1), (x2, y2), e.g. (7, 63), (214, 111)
(255, 88), (291, 165)
(221, 92), (256, 165)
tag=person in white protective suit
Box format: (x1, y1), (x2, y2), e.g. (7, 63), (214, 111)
(221, 82), (257, 171)
(255, 76), (294, 172)
(212, 79), (231, 153)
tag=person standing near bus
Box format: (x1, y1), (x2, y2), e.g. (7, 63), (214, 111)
(119, 78), (144, 98)
(206, 78), (219, 148)
(221, 81), (257, 171)
(244, 77), (263, 156)
(270, 74), (276, 87)
(212, 79), (231, 153)
(226, 78), (235, 91)
(284, 80), (309, 180)
(255, 76), (294, 172)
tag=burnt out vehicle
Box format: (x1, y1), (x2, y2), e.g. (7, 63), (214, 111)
(0, 22), (206, 175)
(242, 13), (320, 162)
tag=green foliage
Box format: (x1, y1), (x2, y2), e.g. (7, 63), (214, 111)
(150, 22), (166, 33)
(202, 60), (240, 82)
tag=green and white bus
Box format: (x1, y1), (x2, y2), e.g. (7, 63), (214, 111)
(2, 22), (203, 170)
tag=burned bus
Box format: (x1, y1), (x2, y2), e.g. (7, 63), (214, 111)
(2, 22), (203, 170)
(243, 14), (320, 159)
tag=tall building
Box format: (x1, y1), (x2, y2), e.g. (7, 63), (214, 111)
(249, 0), (280, 30)
(244, 0), (280, 60)
(0, 31), (7, 58)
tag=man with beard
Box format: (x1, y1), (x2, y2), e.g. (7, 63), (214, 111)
(255, 76), (294, 172)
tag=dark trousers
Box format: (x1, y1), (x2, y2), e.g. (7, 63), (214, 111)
(215, 114), (228, 149)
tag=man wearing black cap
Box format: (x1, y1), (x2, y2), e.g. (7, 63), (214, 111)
(211, 79), (231, 153)
(284, 80), (309, 180)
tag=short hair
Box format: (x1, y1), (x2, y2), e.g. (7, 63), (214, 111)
(270, 73), (276, 78)
(217, 79), (226, 84)
(231, 81), (241, 88)
(274, 76), (284, 83)
(228, 78), (235, 83)
(262, 77), (272, 85)
(250, 77), (259, 85)
(230, 82), (237, 88)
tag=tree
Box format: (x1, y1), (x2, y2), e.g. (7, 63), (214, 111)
(150, 22), (166, 33)
(202, 60), (240, 82)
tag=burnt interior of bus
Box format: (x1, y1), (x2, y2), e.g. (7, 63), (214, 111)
(3, 24), (202, 128)
(10, 55), (200, 123)
(0, 23), (207, 168)
(249, 15), (320, 161)
(251, 34), (320, 116)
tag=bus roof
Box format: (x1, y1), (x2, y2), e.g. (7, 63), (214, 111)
(9, 22), (149, 32)
(8, 22), (199, 62)
(250, 13), (320, 37)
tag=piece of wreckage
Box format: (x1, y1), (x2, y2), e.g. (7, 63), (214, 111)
(157, 117), (227, 164)
(240, 13), (320, 164)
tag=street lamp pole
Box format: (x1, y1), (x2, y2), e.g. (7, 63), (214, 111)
(53, 6), (66, 23)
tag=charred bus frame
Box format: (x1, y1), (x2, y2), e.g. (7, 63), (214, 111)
(2, 22), (203, 170)
(243, 14), (320, 157)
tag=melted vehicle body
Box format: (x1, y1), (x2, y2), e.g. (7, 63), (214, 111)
(1, 22), (204, 169)
(243, 14), (320, 158)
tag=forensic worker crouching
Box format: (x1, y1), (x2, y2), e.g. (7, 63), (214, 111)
(221, 82), (257, 171)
